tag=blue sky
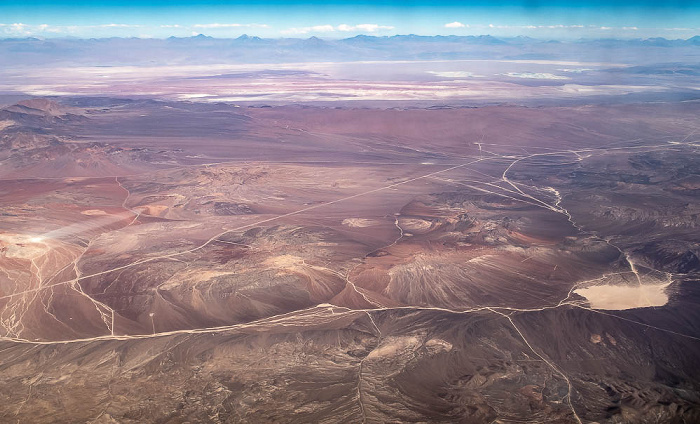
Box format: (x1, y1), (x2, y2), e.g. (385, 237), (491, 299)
(1, 0), (698, 39)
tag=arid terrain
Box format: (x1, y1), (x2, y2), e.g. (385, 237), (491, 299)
(0, 95), (698, 423)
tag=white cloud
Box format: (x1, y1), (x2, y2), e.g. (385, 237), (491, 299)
(99, 23), (140, 28)
(281, 25), (336, 35)
(0, 23), (31, 36)
(351, 24), (395, 32)
(0, 22), (145, 36)
(467, 23), (651, 35)
(483, 24), (588, 30)
(284, 23), (394, 35)
(445, 22), (466, 29)
(192, 23), (269, 29)
(307, 25), (335, 32)
(38, 24), (64, 34)
(11, 23), (28, 32)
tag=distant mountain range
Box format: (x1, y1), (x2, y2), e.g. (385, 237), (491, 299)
(0, 34), (698, 67)
(4, 34), (699, 45)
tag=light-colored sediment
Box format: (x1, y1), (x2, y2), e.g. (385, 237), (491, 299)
(575, 282), (671, 310)
(81, 209), (108, 216)
(342, 218), (378, 228)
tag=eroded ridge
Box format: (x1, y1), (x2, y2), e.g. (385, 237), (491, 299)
(1, 100), (699, 423)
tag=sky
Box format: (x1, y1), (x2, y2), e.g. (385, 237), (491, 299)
(1, 0), (698, 39)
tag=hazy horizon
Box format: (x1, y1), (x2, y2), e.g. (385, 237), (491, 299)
(2, 0), (699, 40)
(2, 33), (700, 41)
